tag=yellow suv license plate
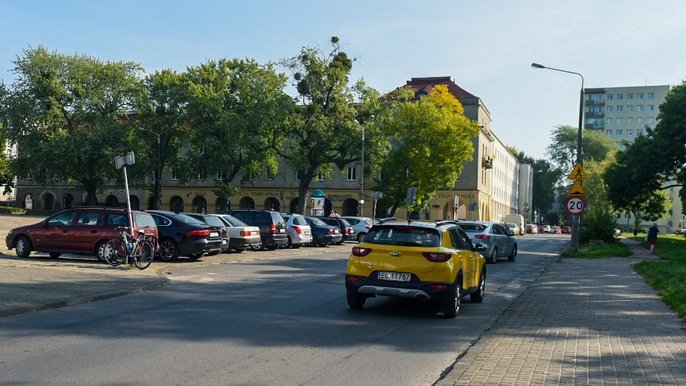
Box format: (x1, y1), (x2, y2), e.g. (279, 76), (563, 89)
(378, 271), (411, 282)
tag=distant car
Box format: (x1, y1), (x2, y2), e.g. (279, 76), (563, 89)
(304, 216), (342, 246)
(458, 221), (517, 264)
(280, 213), (313, 248)
(551, 226), (562, 234)
(215, 214), (262, 252)
(525, 224), (538, 234)
(225, 210), (288, 250)
(341, 216), (374, 242)
(186, 213), (230, 254)
(5, 207), (158, 261)
(147, 210), (223, 261)
(674, 228), (686, 236)
(345, 219), (487, 318)
(561, 226), (572, 234)
(316, 217), (355, 244)
(541, 225), (551, 233)
(505, 223), (520, 236)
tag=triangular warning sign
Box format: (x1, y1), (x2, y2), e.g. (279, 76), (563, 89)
(567, 163), (588, 181)
(568, 180), (586, 196)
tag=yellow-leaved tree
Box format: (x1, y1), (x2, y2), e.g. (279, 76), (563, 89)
(376, 85), (479, 216)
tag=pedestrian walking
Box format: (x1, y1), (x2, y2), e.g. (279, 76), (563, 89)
(647, 223), (659, 254)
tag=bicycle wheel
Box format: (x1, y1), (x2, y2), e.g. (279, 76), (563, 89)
(103, 239), (127, 266)
(134, 240), (155, 270)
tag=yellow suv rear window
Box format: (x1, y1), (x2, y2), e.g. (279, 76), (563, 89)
(365, 225), (440, 247)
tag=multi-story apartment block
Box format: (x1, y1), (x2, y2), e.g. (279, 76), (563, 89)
(583, 84), (680, 231)
(13, 76), (531, 222)
(584, 85), (670, 148)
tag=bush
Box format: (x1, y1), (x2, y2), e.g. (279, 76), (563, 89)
(580, 209), (618, 244)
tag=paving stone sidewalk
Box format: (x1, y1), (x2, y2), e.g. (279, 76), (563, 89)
(437, 239), (686, 385)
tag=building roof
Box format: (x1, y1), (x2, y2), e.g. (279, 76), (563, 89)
(405, 76), (478, 100)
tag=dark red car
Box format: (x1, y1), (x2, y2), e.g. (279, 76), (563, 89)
(5, 207), (158, 260)
(561, 226), (572, 234)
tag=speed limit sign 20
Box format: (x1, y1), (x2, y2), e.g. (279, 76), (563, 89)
(565, 197), (586, 215)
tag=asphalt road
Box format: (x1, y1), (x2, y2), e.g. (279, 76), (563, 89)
(0, 235), (568, 385)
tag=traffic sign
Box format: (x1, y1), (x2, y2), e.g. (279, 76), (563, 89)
(568, 180), (586, 196)
(565, 197), (586, 215)
(567, 163), (588, 181)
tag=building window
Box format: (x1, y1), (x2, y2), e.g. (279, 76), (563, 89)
(627, 117), (633, 124)
(216, 171), (227, 180)
(606, 118), (613, 125)
(617, 118), (624, 125)
(648, 92), (655, 99)
(637, 105), (643, 112)
(617, 105), (624, 112)
(627, 93), (633, 99)
(316, 173), (326, 182)
(627, 105), (633, 112)
(637, 92), (644, 99)
(265, 168), (275, 181)
(637, 128), (644, 136)
(606, 106), (613, 112)
(648, 104), (655, 111)
(346, 167), (357, 181)
(617, 93), (624, 100)
(171, 168), (179, 181)
(638, 117), (644, 124)
(197, 170), (207, 181)
(627, 129), (634, 136)
(647, 117), (655, 124)
(588, 94), (602, 103)
(606, 129), (613, 136)
(607, 94), (614, 101)
(616, 129), (623, 136)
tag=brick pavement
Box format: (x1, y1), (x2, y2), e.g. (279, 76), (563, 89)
(437, 239), (686, 385)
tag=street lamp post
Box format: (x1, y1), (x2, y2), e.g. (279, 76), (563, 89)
(360, 124), (365, 217)
(531, 62), (585, 252)
(139, 128), (162, 210)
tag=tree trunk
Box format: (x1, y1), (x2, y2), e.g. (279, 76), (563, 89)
(296, 171), (316, 215)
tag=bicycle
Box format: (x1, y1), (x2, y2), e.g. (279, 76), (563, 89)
(102, 227), (157, 270)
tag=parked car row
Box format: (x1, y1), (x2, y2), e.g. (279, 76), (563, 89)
(5, 207), (368, 263)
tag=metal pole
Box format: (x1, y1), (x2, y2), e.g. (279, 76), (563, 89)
(123, 165), (134, 265)
(360, 125), (365, 217)
(531, 63), (584, 252)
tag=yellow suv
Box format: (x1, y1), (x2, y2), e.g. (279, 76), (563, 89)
(345, 220), (487, 318)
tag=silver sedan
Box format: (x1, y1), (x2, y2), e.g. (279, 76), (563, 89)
(458, 221), (517, 264)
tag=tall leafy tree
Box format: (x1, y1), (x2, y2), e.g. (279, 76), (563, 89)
(181, 58), (293, 192)
(546, 125), (618, 174)
(136, 69), (189, 209)
(3, 47), (144, 204)
(0, 83), (15, 195)
(605, 133), (672, 227)
(376, 84), (479, 215)
(280, 37), (387, 214)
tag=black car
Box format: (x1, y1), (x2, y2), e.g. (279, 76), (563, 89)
(316, 217), (355, 244)
(147, 210), (223, 261)
(225, 210), (288, 250)
(185, 213), (231, 253)
(304, 216), (343, 246)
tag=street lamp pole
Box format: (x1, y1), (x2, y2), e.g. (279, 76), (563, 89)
(531, 62), (585, 252)
(360, 124), (365, 217)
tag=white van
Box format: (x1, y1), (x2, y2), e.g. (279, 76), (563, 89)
(505, 214), (525, 235)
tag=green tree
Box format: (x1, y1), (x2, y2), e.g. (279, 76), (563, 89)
(136, 69), (189, 209)
(546, 125), (618, 174)
(605, 134), (672, 228)
(280, 37), (388, 214)
(376, 84), (479, 215)
(3, 47), (144, 205)
(0, 83), (14, 195)
(181, 58), (293, 192)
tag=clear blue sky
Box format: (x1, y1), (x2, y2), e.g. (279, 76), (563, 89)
(2, 0), (685, 160)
